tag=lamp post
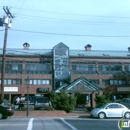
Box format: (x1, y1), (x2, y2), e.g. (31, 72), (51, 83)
(26, 76), (29, 116)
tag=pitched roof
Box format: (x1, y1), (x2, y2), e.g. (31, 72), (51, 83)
(55, 76), (103, 93)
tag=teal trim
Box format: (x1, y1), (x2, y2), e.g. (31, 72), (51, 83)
(55, 76), (103, 93)
(0, 48), (130, 58)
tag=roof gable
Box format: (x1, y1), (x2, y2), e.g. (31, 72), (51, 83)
(55, 76), (103, 93)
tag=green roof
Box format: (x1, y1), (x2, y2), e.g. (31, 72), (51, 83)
(55, 76), (103, 93)
(0, 48), (130, 58)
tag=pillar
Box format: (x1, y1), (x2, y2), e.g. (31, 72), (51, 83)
(92, 93), (96, 108)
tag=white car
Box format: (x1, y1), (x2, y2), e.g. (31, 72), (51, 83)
(90, 103), (130, 119)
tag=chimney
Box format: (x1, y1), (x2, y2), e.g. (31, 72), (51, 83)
(23, 42), (30, 49)
(85, 44), (92, 51)
(128, 47), (130, 51)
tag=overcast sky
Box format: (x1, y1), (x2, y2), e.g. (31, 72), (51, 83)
(0, 0), (130, 51)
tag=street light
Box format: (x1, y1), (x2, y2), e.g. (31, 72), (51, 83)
(26, 76), (30, 116)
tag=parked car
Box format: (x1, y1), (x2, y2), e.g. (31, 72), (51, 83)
(0, 105), (14, 119)
(34, 97), (51, 110)
(2, 100), (15, 110)
(120, 98), (130, 108)
(90, 103), (130, 119)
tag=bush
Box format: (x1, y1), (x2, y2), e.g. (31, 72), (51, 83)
(95, 93), (111, 108)
(43, 106), (55, 111)
(50, 90), (76, 113)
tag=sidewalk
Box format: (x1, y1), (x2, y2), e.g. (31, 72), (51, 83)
(13, 107), (90, 118)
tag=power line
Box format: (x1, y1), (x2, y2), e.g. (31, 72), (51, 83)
(10, 6), (130, 19)
(11, 29), (130, 37)
(16, 14), (130, 26)
(16, 0), (26, 15)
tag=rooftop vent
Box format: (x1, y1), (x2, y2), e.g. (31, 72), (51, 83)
(128, 47), (130, 51)
(23, 42), (30, 49)
(78, 53), (85, 56)
(7, 52), (14, 55)
(103, 54), (109, 56)
(84, 44), (92, 51)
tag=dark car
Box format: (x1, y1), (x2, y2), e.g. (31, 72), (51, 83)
(0, 105), (14, 119)
(2, 100), (15, 110)
(34, 97), (52, 110)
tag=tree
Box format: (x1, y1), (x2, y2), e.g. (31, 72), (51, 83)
(95, 93), (111, 108)
(50, 90), (76, 113)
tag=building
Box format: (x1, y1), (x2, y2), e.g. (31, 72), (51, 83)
(0, 42), (130, 107)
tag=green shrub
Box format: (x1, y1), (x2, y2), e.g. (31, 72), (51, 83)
(50, 90), (76, 113)
(43, 106), (55, 111)
(95, 93), (111, 108)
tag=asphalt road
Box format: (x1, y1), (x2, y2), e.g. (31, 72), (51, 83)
(0, 117), (122, 130)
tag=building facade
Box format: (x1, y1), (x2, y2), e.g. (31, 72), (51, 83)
(0, 42), (130, 107)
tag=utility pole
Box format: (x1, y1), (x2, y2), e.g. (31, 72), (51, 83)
(0, 6), (14, 104)
(26, 76), (30, 116)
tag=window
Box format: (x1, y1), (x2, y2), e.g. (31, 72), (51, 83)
(25, 63), (51, 74)
(5, 63), (22, 74)
(12, 64), (18, 70)
(33, 80), (37, 85)
(72, 62), (96, 74)
(102, 79), (126, 86)
(90, 79), (99, 85)
(99, 63), (122, 74)
(125, 64), (130, 72)
(38, 80), (41, 85)
(2, 79), (21, 85)
(25, 79), (51, 85)
(8, 79), (12, 85)
(102, 80), (109, 85)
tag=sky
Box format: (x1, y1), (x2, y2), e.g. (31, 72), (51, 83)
(0, 0), (130, 51)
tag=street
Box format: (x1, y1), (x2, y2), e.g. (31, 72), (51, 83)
(0, 117), (121, 130)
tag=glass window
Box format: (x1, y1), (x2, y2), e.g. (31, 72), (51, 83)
(119, 80), (122, 85)
(102, 80), (109, 85)
(110, 80), (114, 85)
(42, 80), (45, 84)
(29, 80), (33, 85)
(38, 80), (41, 85)
(33, 80), (37, 85)
(4, 80), (7, 85)
(12, 64), (18, 70)
(107, 104), (114, 109)
(46, 80), (49, 84)
(8, 79), (11, 84)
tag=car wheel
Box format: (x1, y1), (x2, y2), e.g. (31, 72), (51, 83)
(98, 112), (106, 119)
(0, 113), (3, 119)
(124, 112), (130, 119)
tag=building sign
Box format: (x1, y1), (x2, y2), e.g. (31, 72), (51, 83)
(117, 87), (130, 92)
(4, 87), (18, 92)
(37, 88), (49, 93)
